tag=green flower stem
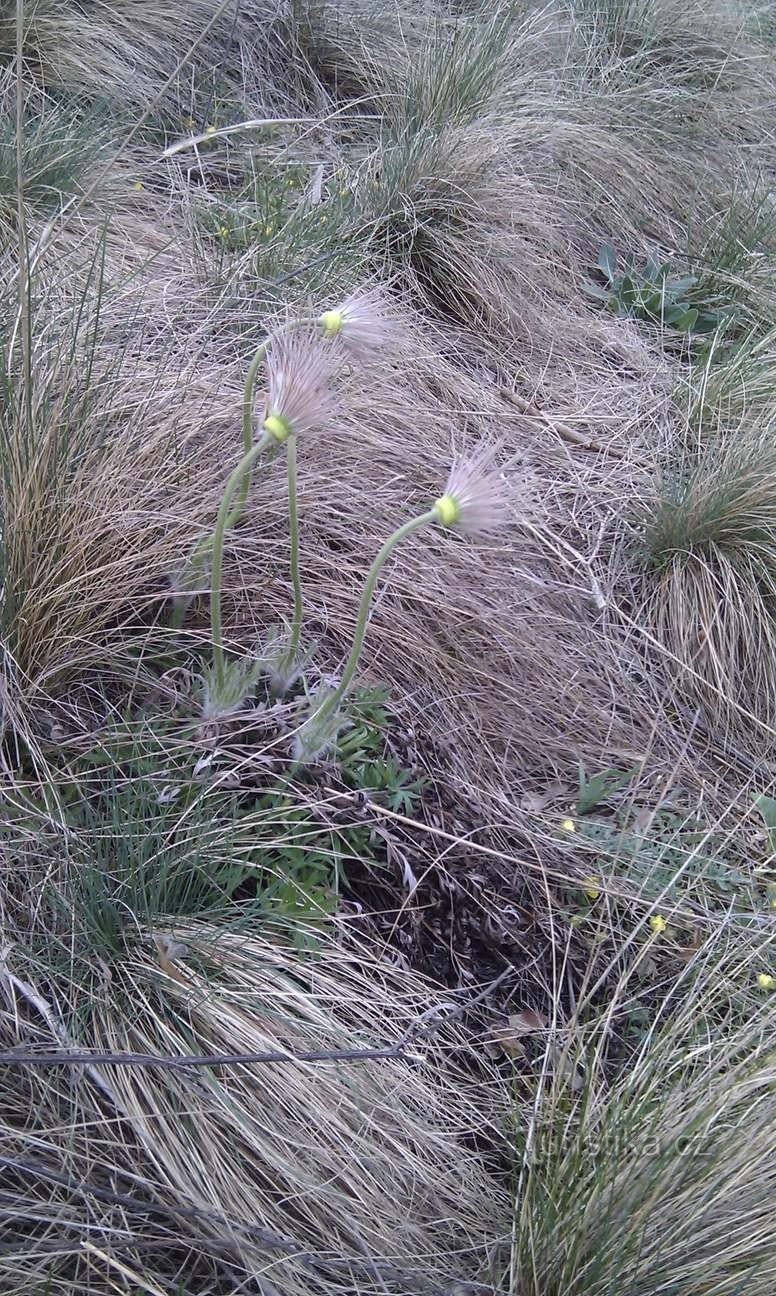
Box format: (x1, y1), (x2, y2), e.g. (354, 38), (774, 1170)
(284, 433), (303, 669)
(171, 317), (314, 631)
(211, 431), (272, 688)
(307, 509), (437, 733)
(229, 315), (315, 531)
(230, 337), (271, 529)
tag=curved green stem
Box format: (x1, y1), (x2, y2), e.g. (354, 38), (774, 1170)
(211, 432), (272, 687)
(307, 509), (436, 734)
(171, 315), (316, 631)
(284, 434), (303, 669)
(230, 337), (272, 529)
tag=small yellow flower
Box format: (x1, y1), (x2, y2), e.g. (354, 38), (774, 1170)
(204, 124), (217, 136)
(339, 188), (349, 197)
(561, 818), (576, 834)
(582, 876), (600, 901)
(216, 225), (230, 239)
(757, 973), (776, 991)
(649, 915), (667, 935)
(132, 179), (144, 191)
(264, 224), (274, 236)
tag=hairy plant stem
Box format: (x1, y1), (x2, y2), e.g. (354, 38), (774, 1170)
(172, 318), (314, 630)
(210, 432), (272, 688)
(302, 509), (437, 744)
(284, 433), (303, 673)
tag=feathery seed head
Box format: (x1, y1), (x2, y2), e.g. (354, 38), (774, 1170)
(318, 285), (404, 359)
(434, 442), (508, 536)
(263, 329), (336, 441)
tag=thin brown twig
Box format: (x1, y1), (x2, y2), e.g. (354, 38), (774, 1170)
(498, 385), (625, 457)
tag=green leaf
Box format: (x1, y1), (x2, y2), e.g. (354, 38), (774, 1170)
(638, 289), (666, 319)
(618, 274), (638, 309)
(665, 274), (697, 294)
(755, 794), (776, 851)
(597, 242), (617, 282)
(577, 764), (639, 815)
(670, 306), (699, 331)
(583, 282), (614, 303)
(642, 255), (668, 283)
(693, 310), (723, 333)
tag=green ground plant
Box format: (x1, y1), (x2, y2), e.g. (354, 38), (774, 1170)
(585, 241), (727, 334)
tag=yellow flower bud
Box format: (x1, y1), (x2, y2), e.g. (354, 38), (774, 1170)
(205, 124), (216, 136)
(434, 493), (461, 527)
(582, 876), (600, 901)
(319, 309), (345, 339)
(133, 180), (143, 191)
(263, 413), (293, 443)
(561, 818), (576, 833)
(757, 973), (776, 991)
(649, 915), (667, 935)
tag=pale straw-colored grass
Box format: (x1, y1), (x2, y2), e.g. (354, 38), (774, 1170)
(2, 0), (776, 1291)
(1, 922), (509, 1295)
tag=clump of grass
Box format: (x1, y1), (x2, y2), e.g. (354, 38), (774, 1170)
(686, 183), (776, 335)
(639, 431), (776, 729)
(1, 922), (509, 1296)
(505, 926), (775, 1295)
(0, 247), (227, 702)
(0, 89), (107, 232)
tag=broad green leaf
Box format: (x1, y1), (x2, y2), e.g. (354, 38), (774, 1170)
(666, 274), (697, 294)
(618, 274), (638, 309)
(693, 310), (723, 332)
(670, 307), (699, 331)
(643, 255), (668, 283)
(638, 289), (666, 319)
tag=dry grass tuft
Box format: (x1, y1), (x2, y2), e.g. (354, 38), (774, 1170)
(506, 924), (776, 1296)
(1, 923), (508, 1295)
(638, 424), (776, 735)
